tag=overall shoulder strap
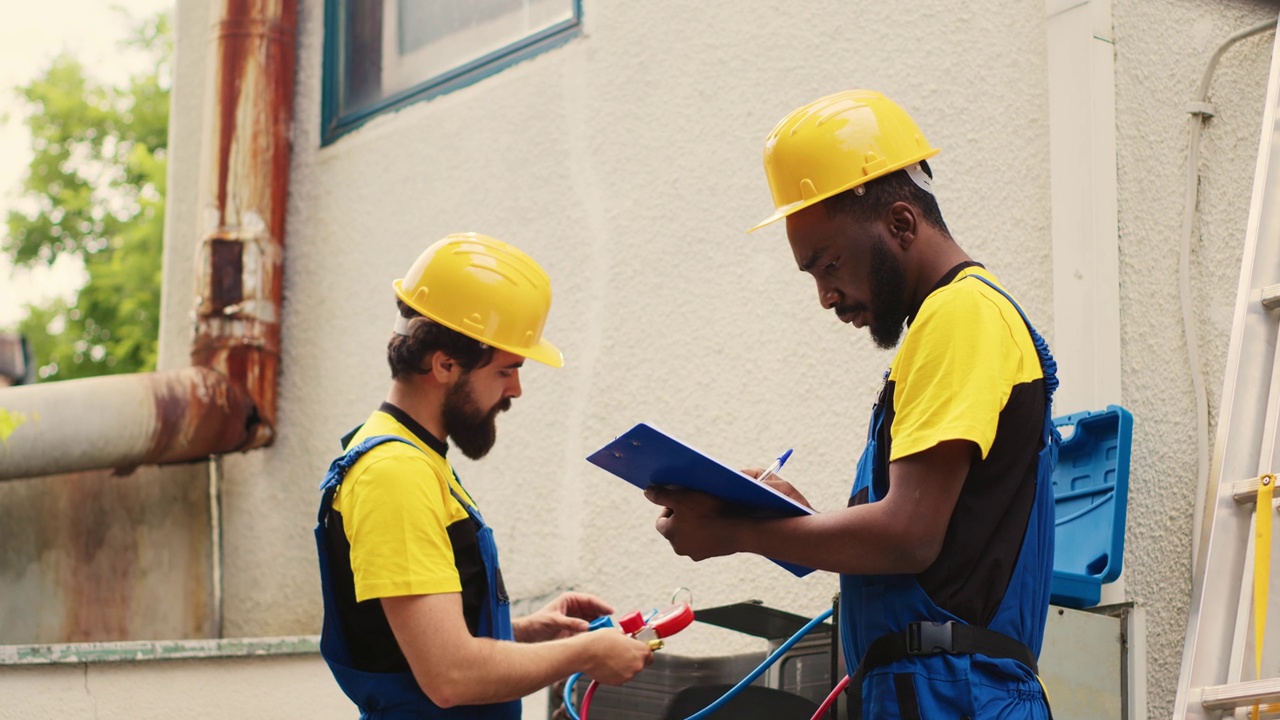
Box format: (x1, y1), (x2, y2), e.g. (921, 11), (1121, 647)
(964, 274), (1059, 405)
(447, 470), (486, 525)
(316, 434), (419, 523)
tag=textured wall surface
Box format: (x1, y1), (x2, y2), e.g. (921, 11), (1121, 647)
(1112, 1), (1274, 717)
(145, 0), (1280, 718)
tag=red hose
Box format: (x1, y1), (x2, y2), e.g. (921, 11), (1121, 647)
(580, 679), (600, 719)
(810, 674), (851, 720)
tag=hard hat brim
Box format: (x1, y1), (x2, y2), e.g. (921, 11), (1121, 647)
(515, 338), (565, 368)
(392, 280), (565, 368)
(747, 147), (941, 234)
(746, 208), (791, 234)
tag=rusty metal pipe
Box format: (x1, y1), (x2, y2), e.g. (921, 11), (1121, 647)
(191, 0), (296, 449)
(0, 368), (256, 479)
(0, 0), (297, 480)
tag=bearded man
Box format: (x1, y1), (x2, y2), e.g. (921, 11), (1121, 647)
(315, 234), (651, 720)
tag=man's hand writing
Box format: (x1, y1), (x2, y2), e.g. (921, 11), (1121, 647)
(743, 467), (813, 510)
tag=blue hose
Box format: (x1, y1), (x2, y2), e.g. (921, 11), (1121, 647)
(562, 672), (584, 720)
(562, 607), (835, 720)
(679, 607), (834, 720)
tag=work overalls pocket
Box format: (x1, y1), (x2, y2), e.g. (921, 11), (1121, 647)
(859, 659), (976, 720)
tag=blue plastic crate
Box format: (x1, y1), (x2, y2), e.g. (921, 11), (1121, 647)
(1049, 405), (1133, 609)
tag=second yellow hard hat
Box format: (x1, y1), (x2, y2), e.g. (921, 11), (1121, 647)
(393, 233), (564, 368)
(749, 89), (939, 232)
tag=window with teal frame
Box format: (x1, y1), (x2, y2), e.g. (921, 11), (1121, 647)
(322, 0), (582, 145)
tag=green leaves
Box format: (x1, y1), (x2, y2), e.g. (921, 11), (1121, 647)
(5, 10), (169, 381)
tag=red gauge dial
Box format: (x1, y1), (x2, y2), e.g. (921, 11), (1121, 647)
(645, 603), (694, 638)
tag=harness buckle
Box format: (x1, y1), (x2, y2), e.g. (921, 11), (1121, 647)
(907, 621), (955, 655)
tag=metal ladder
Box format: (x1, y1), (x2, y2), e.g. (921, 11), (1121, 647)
(1173, 21), (1280, 720)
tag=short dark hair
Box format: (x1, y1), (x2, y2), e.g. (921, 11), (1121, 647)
(823, 161), (950, 235)
(387, 300), (495, 380)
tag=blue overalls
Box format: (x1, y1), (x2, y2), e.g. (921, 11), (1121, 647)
(841, 276), (1059, 719)
(315, 435), (522, 720)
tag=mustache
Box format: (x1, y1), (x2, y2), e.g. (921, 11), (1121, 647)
(491, 397), (512, 415)
(835, 303), (868, 317)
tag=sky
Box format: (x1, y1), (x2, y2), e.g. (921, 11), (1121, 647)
(0, 0), (173, 330)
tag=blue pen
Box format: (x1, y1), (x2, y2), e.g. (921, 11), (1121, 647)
(756, 448), (793, 484)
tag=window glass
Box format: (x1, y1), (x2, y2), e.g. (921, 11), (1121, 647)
(325, 0), (580, 144)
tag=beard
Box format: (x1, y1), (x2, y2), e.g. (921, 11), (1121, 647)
(866, 236), (910, 349)
(835, 234), (909, 350)
(442, 376), (511, 460)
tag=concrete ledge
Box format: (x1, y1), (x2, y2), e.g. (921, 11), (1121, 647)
(0, 641), (550, 720)
(0, 635), (320, 665)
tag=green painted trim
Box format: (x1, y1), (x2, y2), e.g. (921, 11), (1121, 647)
(0, 635), (321, 666)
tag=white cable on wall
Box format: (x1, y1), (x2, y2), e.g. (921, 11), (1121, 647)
(1182, 18), (1277, 574)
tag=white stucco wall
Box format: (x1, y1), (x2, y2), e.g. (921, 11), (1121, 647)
(1113, 2), (1275, 716)
(145, 1), (1279, 718)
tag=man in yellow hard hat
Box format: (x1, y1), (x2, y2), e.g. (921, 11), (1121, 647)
(646, 90), (1059, 719)
(315, 233), (653, 719)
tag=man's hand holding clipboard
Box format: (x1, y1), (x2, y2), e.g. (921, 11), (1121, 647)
(586, 423), (815, 577)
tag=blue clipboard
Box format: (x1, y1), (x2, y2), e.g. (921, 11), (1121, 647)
(586, 423), (814, 578)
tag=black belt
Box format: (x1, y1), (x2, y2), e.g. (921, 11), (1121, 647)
(846, 621), (1039, 719)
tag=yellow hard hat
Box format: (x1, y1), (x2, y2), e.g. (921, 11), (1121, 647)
(393, 233), (564, 368)
(748, 90), (940, 232)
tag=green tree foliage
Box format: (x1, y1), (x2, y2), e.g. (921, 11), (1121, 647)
(4, 12), (170, 381)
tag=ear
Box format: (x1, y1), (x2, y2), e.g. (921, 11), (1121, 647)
(426, 351), (463, 384)
(887, 201), (918, 250)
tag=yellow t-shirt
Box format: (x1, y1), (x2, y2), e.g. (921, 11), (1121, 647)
(872, 264), (1050, 626)
(887, 265), (1044, 462)
(331, 409), (477, 603)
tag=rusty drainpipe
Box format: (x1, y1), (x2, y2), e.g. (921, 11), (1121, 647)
(0, 0), (297, 481)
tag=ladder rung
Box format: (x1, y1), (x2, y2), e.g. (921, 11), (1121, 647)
(1231, 476), (1280, 503)
(1202, 678), (1280, 710)
(1261, 283), (1280, 308)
